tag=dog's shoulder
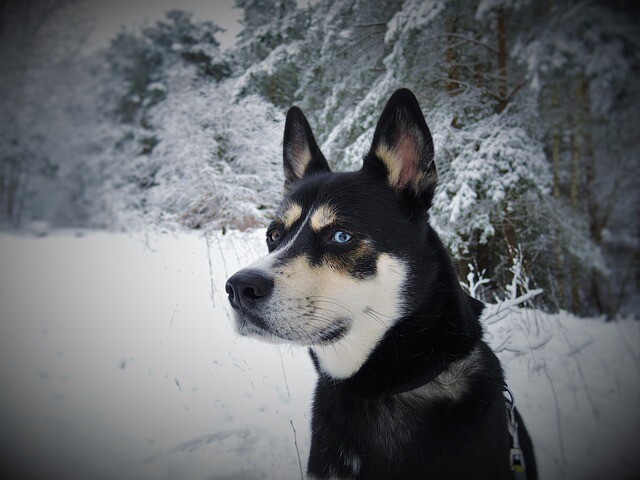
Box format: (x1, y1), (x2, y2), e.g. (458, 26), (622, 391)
(397, 340), (499, 405)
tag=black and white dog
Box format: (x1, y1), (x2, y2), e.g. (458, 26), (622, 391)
(226, 89), (537, 480)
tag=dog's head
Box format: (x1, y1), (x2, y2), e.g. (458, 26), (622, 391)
(226, 89), (441, 378)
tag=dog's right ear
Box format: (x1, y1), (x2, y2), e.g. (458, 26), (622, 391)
(364, 89), (437, 207)
(283, 106), (331, 192)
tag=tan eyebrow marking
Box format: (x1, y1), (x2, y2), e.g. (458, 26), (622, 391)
(310, 204), (338, 232)
(281, 202), (303, 229)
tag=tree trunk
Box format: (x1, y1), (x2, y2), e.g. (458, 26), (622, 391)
(445, 17), (459, 96)
(636, 199), (640, 294)
(445, 16), (461, 128)
(6, 175), (17, 219)
(579, 77), (612, 317)
(569, 128), (581, 314)
(580, 77), (602, 244)
(14, 170), (29, 227)
(551, 88), (565, 309)
(496, 7), (508, 113)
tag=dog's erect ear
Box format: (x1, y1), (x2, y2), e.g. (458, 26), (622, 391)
(365, 89), (437, 205)
(283, 106), (331, 192)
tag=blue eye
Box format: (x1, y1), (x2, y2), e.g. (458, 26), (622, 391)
(332, 231), (352, 243)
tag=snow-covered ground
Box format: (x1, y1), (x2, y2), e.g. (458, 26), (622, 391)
(0, 230), (638, 480)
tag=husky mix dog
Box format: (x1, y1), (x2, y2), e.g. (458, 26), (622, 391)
(225, 89), (537, 480)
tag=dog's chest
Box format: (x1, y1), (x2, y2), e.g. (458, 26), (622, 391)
(313, 383), (426, 459)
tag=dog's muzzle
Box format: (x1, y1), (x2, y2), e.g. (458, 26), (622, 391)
(225, 269), (274, 311)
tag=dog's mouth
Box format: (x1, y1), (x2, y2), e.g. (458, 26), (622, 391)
(315, 320), (349, 343)
(234, 310), (350, 346)
(234, 311), (281, 342)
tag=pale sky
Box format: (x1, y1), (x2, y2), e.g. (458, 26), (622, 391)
(84, 0), (242, 51)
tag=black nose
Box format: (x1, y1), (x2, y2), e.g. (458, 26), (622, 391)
(225, 270), (274, 310)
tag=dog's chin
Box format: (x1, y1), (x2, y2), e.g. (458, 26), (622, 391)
(233, 313), (287, 345)
(233, 312), (350, 347)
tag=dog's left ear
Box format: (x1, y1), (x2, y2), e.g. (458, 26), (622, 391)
(283, 106), (331, 192)
(365, 89), (437, 205)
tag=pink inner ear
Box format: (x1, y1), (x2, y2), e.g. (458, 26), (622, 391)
(396, 134), (419, 188)
(287, 140), (311, 178)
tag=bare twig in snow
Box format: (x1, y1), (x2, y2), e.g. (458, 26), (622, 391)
(215, 232), (230, 280)
(290, 420), (304, 480)
(170, 304), (178, 326)
(278, 347), (291, 399)
(229, 232), (242, 265)
(498, 289), (544, 309)
(204, 234), (216, 308)
(555, 316), (599, 419)
(543, 363), (567, 467)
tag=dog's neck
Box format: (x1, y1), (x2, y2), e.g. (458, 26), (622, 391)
(309, 278), (484, 397)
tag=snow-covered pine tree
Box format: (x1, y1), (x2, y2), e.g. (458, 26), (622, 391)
(231, 0), (303, 106)
(93, 11), (284, 230)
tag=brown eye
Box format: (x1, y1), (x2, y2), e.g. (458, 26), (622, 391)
(267, 229), (281, 243)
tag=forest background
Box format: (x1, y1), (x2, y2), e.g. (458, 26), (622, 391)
(1, 0), (638, 317)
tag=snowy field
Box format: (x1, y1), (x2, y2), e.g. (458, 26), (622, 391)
(0, 229), (638, 480)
